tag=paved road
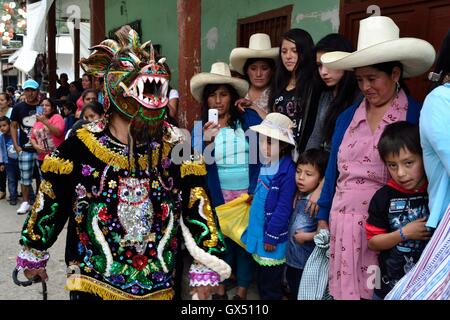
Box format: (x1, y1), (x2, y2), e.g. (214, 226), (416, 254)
(0, 197), (68, 300)
(0, 196), (259, 300)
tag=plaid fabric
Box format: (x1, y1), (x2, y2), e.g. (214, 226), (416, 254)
(385, 204), (450, 300)
(18, 151), (37, 186)
(298, 229), (331, 300)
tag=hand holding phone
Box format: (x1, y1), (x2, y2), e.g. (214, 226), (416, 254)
(208, 108), (218, 124)
(36, 106), (44, 115)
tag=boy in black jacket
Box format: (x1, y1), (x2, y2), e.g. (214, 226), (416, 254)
(365, 122), (432, 299)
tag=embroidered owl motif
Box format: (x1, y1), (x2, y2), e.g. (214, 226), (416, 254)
(117, 177), (154, 254)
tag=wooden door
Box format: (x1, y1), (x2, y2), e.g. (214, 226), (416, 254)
(340, 0), (450, 102)
(237, 5), (293, 48)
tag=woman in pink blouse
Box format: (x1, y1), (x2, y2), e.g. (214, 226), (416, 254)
(316, 16), (435, 300)
(30, 98), (65, 165)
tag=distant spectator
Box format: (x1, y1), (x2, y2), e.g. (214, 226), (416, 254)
(6, 86), (16, 104)
(94, 76), (104, 105)
(75, 89), (98, 118)
(55, 73), (70, 99)
(80, 101), (105, 122)
(62, 100), (77, 134)
(68, 80), (83, 104)
(76, 74), (94, 112)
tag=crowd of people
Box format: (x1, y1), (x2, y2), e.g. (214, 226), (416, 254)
(3, 15), (449, 300)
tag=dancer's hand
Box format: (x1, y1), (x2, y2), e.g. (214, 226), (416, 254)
(24, 268), (48, 282)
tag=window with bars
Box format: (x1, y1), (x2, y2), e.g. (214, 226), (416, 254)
(237, 5), (293, 47)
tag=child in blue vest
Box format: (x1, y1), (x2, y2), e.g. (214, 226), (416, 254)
(241, 113), (297, 300)
(286, 148), (329, 300)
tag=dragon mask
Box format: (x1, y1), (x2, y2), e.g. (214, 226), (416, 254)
(80, 25), (169, 123)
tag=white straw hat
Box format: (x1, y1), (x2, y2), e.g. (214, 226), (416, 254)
(230, 33), (279, 75)
(321, 16), (436, 78)
(250, 113), (295, 146)
(190, 62), (249, 102)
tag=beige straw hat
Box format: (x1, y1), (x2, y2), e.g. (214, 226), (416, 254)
(190, 62), (249, 102)
(250, 113), (296, 146)
(321, 16), (435, 78)
(230, 33), (279, 75)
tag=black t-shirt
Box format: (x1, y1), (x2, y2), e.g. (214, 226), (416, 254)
(10, 101), (38, 152)
(367, 181), (430, 298)
(273, 89), (303, 141)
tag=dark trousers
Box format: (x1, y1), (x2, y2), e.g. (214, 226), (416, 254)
(6, 159), (20, 201)
(257, 263), (285, 300)
(286, 265), (303, 300)
(0, 168), (5, 193)
(173, 227), (184, 300)
(222, 238), (255, 288)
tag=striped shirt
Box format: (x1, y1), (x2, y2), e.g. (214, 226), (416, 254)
(385, 204), (450, 300)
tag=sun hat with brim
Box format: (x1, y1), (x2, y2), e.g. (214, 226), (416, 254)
(190, 62), (249, 103)
(320, 16), (436, 78)
(22, 79), (39, 90)
(230, 33), (279, 75)
(250, 112), (295, 146)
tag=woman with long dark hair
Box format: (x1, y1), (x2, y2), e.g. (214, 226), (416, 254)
(268, 28), (321, 154)
(30, 98), (65, 167)
(307, 33), (360, 151)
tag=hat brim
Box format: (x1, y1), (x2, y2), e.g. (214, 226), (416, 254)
(321, 38), (436, 78)
(230, 48), (279, 75)
(190, 73), (249, 102)
(250, 124), (296, 146)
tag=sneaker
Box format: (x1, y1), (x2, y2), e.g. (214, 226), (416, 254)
(9, 199), (17, 206)
(0, 191), (5, 200)
(17, 201), (30, 215)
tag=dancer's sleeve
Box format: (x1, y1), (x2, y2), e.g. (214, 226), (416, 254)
(177, 155), (231, 286)
(16, 137), (78, 271)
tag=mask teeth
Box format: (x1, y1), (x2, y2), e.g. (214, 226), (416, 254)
(119, 82), (131, 96)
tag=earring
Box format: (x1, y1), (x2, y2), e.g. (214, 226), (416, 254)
(396, 81), (401, 94)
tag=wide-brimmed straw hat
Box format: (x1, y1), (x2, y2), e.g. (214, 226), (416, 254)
(321, 16), (435, 78)
(190, 62), (249, 102)
(250, 113), (295, 146)
(230, 33), (279, 75)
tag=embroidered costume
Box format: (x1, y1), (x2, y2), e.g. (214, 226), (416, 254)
(16, 26), (230, 300)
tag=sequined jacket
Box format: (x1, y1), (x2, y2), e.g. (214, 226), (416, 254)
(17, 121), (230, 300)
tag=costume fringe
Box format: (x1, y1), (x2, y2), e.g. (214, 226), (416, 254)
(65, 275), (174, 300)
(180, 216), (231, 282)
(41, 156), (74, 175)
(180, 162), (207, 178)
(77, 128), (148, 170)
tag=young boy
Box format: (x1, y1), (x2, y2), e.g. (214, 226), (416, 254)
(0, 116), (20, 205)
(286, 148), (329, 300)
(366, 121), (432, 299)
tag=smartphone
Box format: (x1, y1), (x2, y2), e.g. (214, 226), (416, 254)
(208, 108), (218, 124)
(36, 106), (44, 114)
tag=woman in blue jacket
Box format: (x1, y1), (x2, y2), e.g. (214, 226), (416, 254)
(191, 62), (262, 300)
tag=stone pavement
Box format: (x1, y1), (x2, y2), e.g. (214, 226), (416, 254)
(0, 196), (259, 300)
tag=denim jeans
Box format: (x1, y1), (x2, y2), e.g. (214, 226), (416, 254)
(6, 158), (20, 201)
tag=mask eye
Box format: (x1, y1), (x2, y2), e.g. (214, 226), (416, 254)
(120, 60), (134, 69)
